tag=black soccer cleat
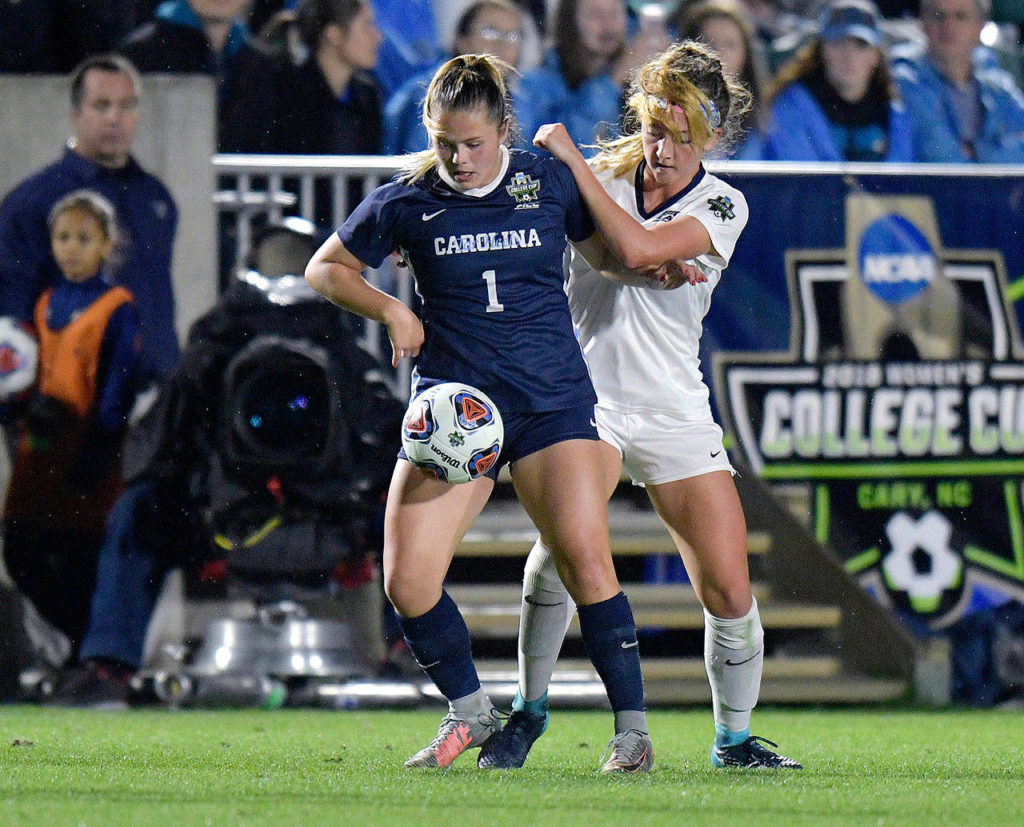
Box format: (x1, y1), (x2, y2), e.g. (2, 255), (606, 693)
(478, 709), (549, 769)
(712, 735), (802, 769)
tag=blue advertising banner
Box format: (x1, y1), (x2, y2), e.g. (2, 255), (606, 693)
(709, 163), (1024, 632)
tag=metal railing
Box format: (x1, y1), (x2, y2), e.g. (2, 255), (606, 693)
(212, 154), (411, 394)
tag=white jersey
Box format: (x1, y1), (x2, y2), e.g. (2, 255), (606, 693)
(568, 163), (748, 417)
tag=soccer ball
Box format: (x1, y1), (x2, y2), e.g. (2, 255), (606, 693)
(0, 316), (38, 402)
(401, 382), (503, 484)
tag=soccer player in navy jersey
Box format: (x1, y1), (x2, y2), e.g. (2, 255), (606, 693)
(305, 54), (652, 772)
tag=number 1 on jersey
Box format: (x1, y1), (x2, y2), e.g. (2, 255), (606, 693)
(482, 269), (504, 313)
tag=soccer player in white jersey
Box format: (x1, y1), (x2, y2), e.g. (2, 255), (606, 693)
(478, 41), (803, 771)
(306, 54), (652, 773)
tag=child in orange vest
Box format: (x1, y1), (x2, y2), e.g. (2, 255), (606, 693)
(3, 190), (141, 656)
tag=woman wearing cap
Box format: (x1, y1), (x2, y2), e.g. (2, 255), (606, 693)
(760, 0), (912, 161)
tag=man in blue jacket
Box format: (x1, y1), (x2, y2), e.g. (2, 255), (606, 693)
(0, 53), (180, 384)
(893, 0), (1024, 162)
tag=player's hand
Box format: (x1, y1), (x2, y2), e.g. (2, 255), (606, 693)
(383, 303), (424, 367)
(533, 123), (581, 165)
(664, 259), (706, 287)
(641, 260), (706, 289)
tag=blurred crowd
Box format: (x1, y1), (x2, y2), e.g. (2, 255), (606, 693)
(3, 0), (1024, 163)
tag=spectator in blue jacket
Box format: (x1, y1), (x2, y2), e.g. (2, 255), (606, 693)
(892, 0), (1024, 162)
(0, 54), (179, 384)
(369, 0), (443, 98)
(761, 0), (913, 162)
(383, 0), (525, 155)
(515, 0), (669, 151)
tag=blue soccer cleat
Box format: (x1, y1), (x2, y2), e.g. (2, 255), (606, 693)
(712, 735), (802, 769)
(477, 708), (549, 769)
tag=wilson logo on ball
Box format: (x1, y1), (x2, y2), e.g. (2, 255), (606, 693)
(401, 382), (504, 484)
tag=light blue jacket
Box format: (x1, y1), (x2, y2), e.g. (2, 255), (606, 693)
(382, 66), (437, 155)
(514, 50), (624, 151)
(760, 82), (913, 162)
(892, 47), (1024, 163)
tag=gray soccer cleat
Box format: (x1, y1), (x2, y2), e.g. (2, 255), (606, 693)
(600, 729), (654, 773)
(404, 709), (502, 769)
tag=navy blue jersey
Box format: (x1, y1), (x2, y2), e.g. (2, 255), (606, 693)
(338, 149), (597, 414)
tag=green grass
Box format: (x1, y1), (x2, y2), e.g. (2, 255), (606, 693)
(1, 706), (1022, 826)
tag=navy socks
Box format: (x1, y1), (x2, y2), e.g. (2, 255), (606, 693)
(577, 591), (645, 714)
(398, 590), (480, 702)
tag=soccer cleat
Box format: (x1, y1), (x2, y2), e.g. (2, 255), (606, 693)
(40, 660), (131, 710)
(600, 729), (654, 773)
(404, 709), (502, 769)
(478, 709), (549, 769)
(712, 735), (803, 769)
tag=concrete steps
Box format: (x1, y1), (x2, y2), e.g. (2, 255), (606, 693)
(448, 494), (911, 706)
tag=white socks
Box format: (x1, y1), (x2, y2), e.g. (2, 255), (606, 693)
(520, 538), (764, 737)
(704, 596), (764, 734)
(518, 539), (575, 702)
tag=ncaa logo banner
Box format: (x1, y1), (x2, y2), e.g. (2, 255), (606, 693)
(713, 191), (1024, 630)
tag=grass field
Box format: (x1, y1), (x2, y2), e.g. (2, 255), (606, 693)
(2, 706), (1022, 826)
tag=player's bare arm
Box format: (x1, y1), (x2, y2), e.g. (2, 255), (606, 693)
(305, 233), (424, 366)
(534, 123), (718, 269)
(573, 235), (705, 289)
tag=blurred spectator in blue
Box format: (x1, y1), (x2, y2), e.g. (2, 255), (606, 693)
(433, 0), (545, 70)
(674, 0), (770, 159)
(119, 0), (291, 153)
(368, 0), (442, 98)
(383, 0), (525, 155)
(0, 54), (179, 384)
(268, 0), (384, 154)
(515, 0), (671, 150)
(892, 0), (1024, 161)
(760, 0), (913, 161)
(507, 0), (545, 32)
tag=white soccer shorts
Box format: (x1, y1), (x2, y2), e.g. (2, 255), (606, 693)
(594, 405), (735, 486)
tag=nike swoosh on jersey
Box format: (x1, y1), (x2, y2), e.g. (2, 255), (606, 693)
(421, 209), (447, 221)
(621, 640), (639, 649)
(711, 450), (722, 458)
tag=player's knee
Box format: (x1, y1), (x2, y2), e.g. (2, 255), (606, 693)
(702, 582), (754, 620)
(556, 549), (618, 601)
(524, 540), (564, 594)
(382, 570), (424, 617)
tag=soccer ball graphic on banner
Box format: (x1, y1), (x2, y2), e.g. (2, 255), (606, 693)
(401, 382), (503, 484)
